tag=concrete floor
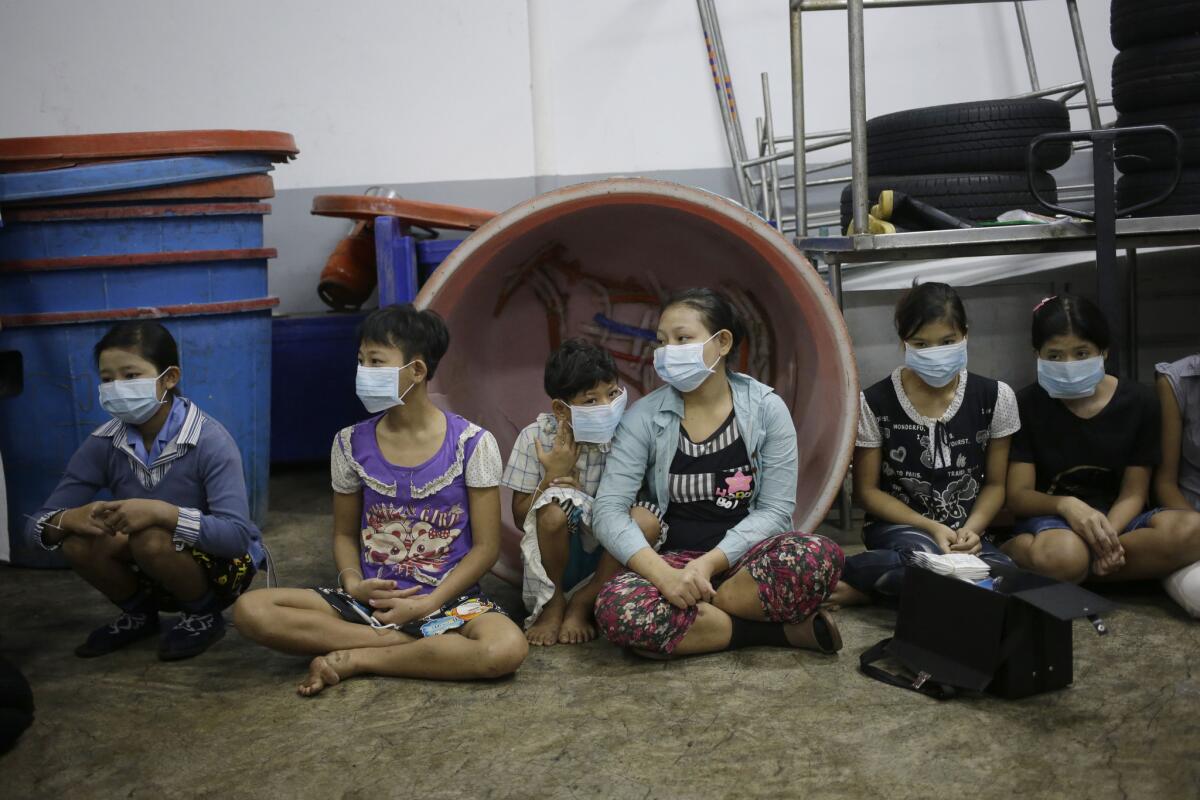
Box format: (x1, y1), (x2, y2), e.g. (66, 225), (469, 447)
(1, 467), (1197, 800)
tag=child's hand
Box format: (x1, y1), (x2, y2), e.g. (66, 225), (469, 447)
(348, 577), (400, 604)
(950, 527), (983, 554)
(653, 566), (713, 610)
(535, 426), (579, 481)
(370, 588), (433, 626)
(1059, 497), (1122, 561)
(93, 499), (171, 536)
(926, 523), (958, 554)
(59, 503), (111, 537)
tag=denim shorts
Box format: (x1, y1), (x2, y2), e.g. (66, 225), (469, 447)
(1013, 507), (1164, 537)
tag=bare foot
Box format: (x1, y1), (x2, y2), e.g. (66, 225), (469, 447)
(558, 594), (598, 645)
(297, 651), (351, 697)
(822, 581), (870, 611)
(526, 594), (566, 646)
(783, 609), (842, 654)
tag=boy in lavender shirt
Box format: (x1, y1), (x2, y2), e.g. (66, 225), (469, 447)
(31, 321), (263, 661)
(234, 305), (527, 694)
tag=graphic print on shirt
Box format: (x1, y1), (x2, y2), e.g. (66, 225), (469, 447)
(897, 473), (979, 524)
(1047, 465), (1114, 508)
(715, 468), (755, 510)
(362, 502), (465, 586)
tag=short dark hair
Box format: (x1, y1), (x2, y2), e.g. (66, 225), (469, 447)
(661, 287), (746, 372)
(894, 281), (968, 340)
(1031, 293), (1110, 351)
(544, 338), (618, 402)
(358, 304), (451, 379)
(93, 320), (182, 397)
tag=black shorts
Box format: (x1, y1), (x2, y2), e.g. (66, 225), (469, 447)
(137, 547), (256, 611)
(314, 587), (509, 638)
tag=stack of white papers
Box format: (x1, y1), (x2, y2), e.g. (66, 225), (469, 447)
(910, 552), (991, 583)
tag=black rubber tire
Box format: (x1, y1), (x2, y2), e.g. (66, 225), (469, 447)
(866, 99), (1071, 174)
(1112, 35), (1200, 113)
(838, 172), (1058, 231)
(1118, 167), (1200, 216)
(1116, 105), (1200, 171)
(1111, 0), (1200, 51)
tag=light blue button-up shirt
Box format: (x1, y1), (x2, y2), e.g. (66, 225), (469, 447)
(593, 371), (799, 565)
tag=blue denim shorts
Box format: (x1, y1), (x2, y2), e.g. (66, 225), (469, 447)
(1013, 507), (1164, 537)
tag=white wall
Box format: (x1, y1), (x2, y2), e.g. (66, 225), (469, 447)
(1, 0), (1120, 315)
(0, 0), (536, 189)
(2, 0), (1117, 188)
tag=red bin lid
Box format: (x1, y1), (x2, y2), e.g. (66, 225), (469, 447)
(0, 130), (298, 171)
(311, 194), (496, 230)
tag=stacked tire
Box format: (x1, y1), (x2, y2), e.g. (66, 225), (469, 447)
(1112, 0), (1200, 216)
(839, 98), (1069, 232)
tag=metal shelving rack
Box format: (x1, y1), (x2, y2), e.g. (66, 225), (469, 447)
(779, 0), (1200, 382)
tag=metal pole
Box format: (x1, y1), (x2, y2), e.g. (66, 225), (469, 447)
(756, 117), (772, 220)
(829, 257), (845, 309)
(1064, 0), (1102, 129)
(697, 0), (754, 205)
(1093, 136), (1125, 378)
(762, 72), (784, 227)
(790, 1), (808, 237)
(1125, 248), (1140, 379)
(1013, 2), (1040, 92)
(847, 0), (870, 235)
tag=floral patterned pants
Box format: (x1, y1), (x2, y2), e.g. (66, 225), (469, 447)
(593, 532), (844, 654)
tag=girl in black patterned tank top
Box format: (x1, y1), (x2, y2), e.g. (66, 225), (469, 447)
(833, 283), (1020, 605)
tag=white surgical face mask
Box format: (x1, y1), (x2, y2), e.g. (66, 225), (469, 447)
(654, 332), (722, 393)
(356, 361), (417, 413)
(98, 370), (169, 425)
(1037, 356), (1105, 399)
(569, 388), (628, 445)
(904, 339), (968, 388)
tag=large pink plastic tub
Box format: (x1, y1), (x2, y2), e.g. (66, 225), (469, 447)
(415, 178), (858, 583)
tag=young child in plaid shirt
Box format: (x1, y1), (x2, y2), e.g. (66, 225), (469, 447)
(502, 340), (663, 646)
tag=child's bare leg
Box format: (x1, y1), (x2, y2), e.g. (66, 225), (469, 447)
(299, 611), (528, 696)
(233, 588), (411, 655)
(1092, 510), (1200, 582)
(127, 527), (208, 603)
(526, 503), (570, 646)
(61, 532), (140, 604)
(560, 506), (660, 644)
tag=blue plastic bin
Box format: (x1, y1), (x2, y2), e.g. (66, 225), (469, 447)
(271, 313), (365, 463)
(0, 299), (275, 567)
(0, 203), (268, 261)
(0, 249), (273, 315)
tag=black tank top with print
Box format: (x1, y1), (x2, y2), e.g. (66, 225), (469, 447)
(862, 372), (998, 528)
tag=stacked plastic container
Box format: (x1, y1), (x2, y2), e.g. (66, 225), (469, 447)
(0, 130), (297, 566)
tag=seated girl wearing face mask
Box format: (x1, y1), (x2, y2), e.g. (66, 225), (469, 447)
(830, 282), (1020, 607)
(1001, 294), (1200, 605)
(502, 339), (664, 647)
(29, 321), (264, 662)
(1155, 353), (1200, 616)
(591, 288), (845, 658)
(233, 305), (528, 695)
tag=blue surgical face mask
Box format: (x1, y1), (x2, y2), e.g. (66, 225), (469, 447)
(1037, 356), (1105, 399)
(904, 339), (968, 388)
(654, 332), (721, 393)
(356, 361), (417, 413)
(98, 370), (169, 425)
(569, 388), (628, 445)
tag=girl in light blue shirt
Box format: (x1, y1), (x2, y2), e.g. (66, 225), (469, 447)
(591, 288), (844, 658)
